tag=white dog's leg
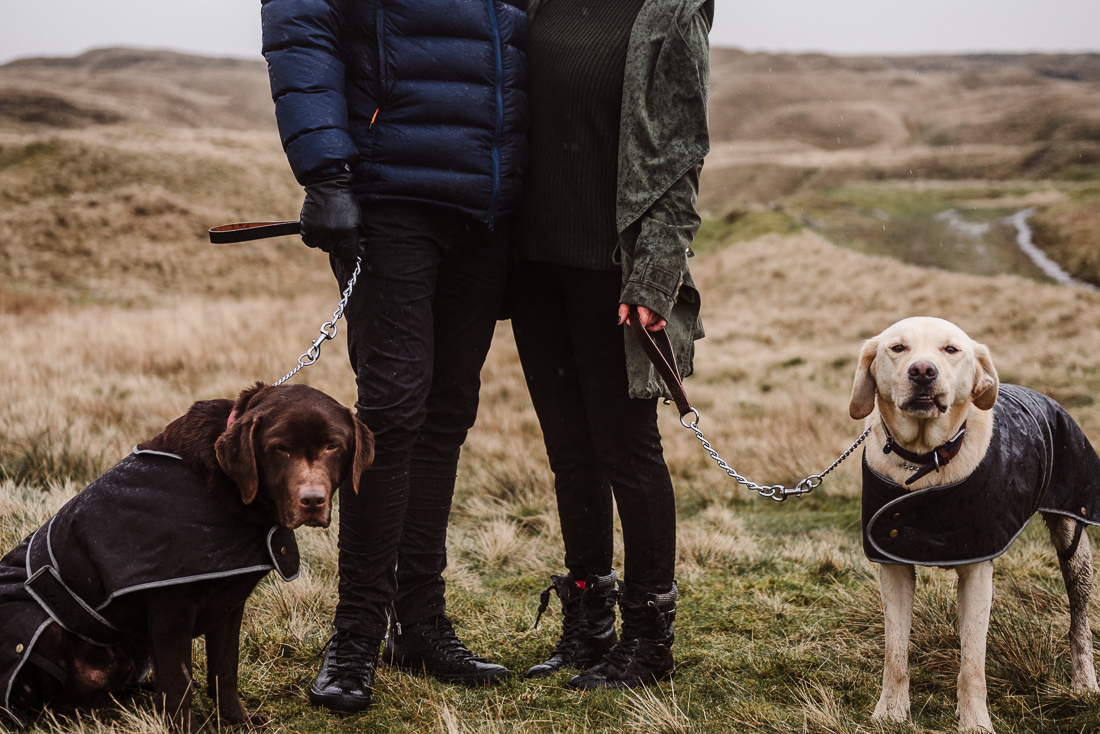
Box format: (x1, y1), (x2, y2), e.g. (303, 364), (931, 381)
(956, 561), (994, 732)
(1045, 513), (1100, 693)
(873, 563), (915, 721)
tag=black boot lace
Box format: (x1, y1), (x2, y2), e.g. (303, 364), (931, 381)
(547, 593), (588, 660)
(535, 575), (616, 661)
(325, 629), (377, 679)
(598, 600), (670, 674)
(419, 615), (485, 663)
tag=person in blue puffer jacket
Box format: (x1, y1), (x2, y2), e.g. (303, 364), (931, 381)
(261, 0), (528, 712)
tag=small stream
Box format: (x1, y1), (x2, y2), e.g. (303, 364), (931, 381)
(1005, 208), (1097, 291)
(812, 200), (1093, 289)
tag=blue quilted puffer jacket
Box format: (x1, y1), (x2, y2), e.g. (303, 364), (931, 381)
(261, 0), (529, 225)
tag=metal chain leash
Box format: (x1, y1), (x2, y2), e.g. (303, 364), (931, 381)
(267, 253), (867, 502)
(273, 257), (362, 387)
(677, 408), (873, 502)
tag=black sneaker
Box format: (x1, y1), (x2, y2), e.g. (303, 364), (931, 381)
(382, 613), (510, 685)
(566, 583), (677, 690)
(525, 571), (618, 678)
(308, 629), (381, 713)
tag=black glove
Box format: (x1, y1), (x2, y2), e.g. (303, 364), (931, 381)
(300, 170), (361, 267)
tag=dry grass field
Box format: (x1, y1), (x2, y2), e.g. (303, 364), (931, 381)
(2, 48), (1100, 732)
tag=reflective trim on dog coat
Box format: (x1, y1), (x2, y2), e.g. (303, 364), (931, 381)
(0, 452), (300, 724)
(862, 384), (1100, 567)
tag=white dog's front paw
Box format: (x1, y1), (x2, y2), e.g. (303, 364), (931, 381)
(872, 692), (909, 722)
(1070, 669), (1100, 694)
(957, 702), (993, 732)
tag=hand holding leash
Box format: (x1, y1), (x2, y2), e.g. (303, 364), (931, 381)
(300, 171), (362, 268)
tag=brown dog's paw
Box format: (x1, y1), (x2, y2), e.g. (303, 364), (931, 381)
(221, 712), (267, 730)
(245, 713), (269, 729)
(211, 710), (268, 730)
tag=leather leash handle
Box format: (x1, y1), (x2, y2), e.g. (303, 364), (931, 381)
(209, 220), (301, 244)
(627, 307), (694, 418)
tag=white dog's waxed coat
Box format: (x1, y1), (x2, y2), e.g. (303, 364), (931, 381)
(862, 384), (1100, 566)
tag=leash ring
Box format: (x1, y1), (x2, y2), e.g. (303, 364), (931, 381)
(680, 408), (701, 430)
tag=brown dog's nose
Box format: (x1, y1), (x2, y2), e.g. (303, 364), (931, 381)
(908, 361), (938, 384)
(299, 488), (328, 509)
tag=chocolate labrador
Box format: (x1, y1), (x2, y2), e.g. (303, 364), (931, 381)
(0, 383), (373, 729)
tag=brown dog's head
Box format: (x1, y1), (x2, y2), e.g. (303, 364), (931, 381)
(849, 317), (999, 421)
(214, 383), (374, 529)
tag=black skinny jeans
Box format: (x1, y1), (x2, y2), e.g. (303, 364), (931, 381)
(331, 202), (510, 640)
(510, 262), (677, 591)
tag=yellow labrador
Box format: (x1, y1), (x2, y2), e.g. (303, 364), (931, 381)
(850, 316), (1100, 732)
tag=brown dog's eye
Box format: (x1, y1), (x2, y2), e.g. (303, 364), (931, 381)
(944, 345), (959, 354)
(890, 344), (906, 353)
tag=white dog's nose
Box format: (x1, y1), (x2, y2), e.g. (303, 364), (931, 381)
(907, 361), (938, 384)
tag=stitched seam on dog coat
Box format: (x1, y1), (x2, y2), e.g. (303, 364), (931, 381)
(862, 384), (1100, 567)
(0, 452), (300, 723)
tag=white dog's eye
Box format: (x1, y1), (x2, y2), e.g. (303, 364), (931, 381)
(944, 345), (959, 354)
(890, 344), (906, 353)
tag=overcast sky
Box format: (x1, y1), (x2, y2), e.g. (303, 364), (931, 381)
(2, 0), (1098, 66)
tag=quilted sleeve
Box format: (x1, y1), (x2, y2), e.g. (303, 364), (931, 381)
(261, 0), (359, 184)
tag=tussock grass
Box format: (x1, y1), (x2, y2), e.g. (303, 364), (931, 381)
(6, 154), (1100, 733)
(11, 226), (1100, 730)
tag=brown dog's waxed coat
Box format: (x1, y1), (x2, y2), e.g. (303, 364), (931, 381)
(862, 384), (1100, 566)
(0, 383), (372, 729)
(0, 452), (300, 725)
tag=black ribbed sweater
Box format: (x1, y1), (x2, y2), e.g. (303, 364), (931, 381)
(519, 0), (646, 271)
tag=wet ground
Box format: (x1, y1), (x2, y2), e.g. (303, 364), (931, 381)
(794, 185), (1085, 287)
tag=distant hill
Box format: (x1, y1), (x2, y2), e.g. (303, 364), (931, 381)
(0, 48), (275, 130)
(1, 47), (1098, 305)
(703, 48), (1100, 209)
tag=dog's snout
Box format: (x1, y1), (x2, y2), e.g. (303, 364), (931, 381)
(298, 488), (327, 509)
(907, 361), (938, 384)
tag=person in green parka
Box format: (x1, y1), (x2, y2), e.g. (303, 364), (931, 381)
(513, 0), (712, 689)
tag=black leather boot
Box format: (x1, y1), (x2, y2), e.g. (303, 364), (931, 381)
(381, 613), (510, 685)
(566, 582), (676, 689)
(525, 571), (618, 678)
(308, 629), (381, 713)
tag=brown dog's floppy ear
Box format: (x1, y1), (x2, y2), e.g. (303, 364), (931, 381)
(849, 337), (879, 420)
(215, 416), (261, 504)
(971, 342), (999, 411)
(350, 411), (375, 495)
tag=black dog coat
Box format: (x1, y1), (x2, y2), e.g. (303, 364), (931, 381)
(0, 450), (299, 726)
(863, 384), (1100, 567)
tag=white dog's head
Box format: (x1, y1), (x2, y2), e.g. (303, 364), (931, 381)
(849, 317), (999, 422)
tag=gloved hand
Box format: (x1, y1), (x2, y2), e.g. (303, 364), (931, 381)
(300, 170), (361, 268)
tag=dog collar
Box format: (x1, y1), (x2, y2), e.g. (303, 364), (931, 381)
(882, 421), (967, 486)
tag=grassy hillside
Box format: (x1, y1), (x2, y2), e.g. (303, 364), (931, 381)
(5, 231), (1100, 733)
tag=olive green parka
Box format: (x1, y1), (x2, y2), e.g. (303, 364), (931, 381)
(528, 0), (712, 400)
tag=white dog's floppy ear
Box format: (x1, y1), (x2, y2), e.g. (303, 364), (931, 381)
(849, 337), (879, 419)
(971, 342), (999, 411)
